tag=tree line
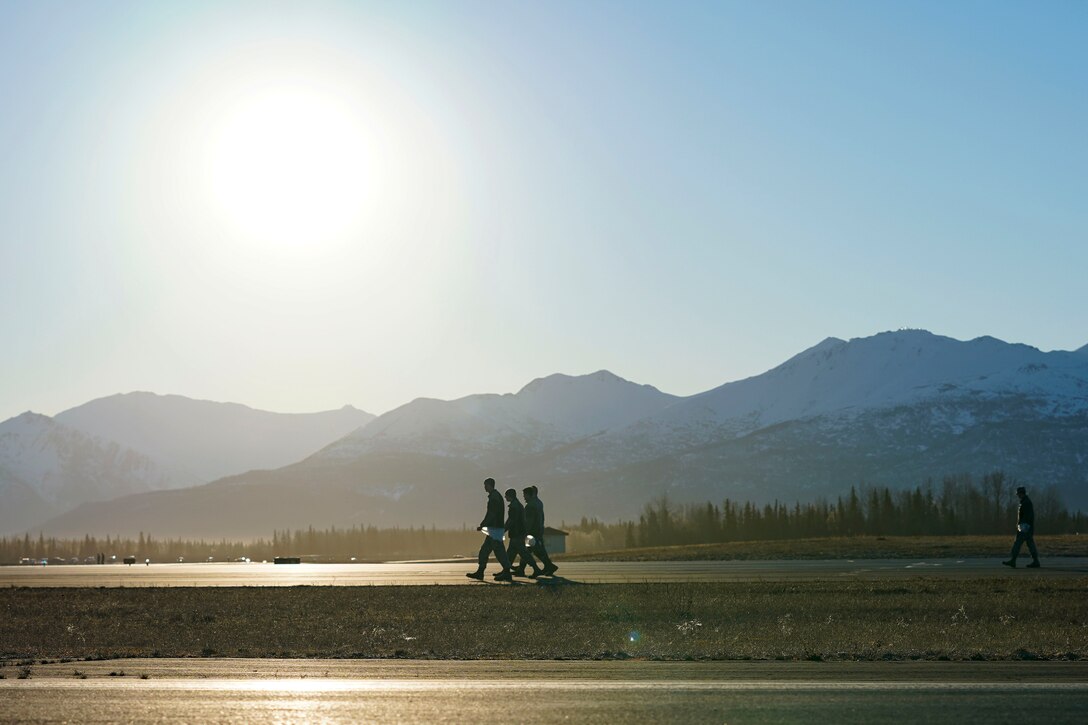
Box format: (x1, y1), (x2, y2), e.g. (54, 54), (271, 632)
(1, 471), (1082, 563)
(0, 525), (479, 564)
(566, 472), (1084, 551)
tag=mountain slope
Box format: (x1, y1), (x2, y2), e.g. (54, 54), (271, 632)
(33, 332), (1088, 537)
(0, 413), (170, 533)
(318, 370), (677, 462)
(55, 393), (375, 483)
(554, 331), (1088, 468)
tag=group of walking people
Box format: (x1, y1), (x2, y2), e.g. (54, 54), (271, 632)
(468, 477), (558, 582)
(470, 479), (1042, 580)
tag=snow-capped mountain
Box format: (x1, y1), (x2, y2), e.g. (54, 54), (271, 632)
(29, 331), (1088, 537)
(563, 330), (1088, 466)
(1, 395), (375, 534)
(0, 413), (169, 533)
(56, 392), (375, 483)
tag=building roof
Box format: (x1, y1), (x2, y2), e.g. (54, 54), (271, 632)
(543, 526), (568, 536)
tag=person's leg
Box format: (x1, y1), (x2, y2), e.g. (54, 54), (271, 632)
(520, 539), (540, 574)
(476, 537), (491, 572)
(506, 539), (519, 568)
(533, 540), (556, 571)
(1009, 531), (1025, 561)
(1026, 533), (1040, 564)
(516, 539), (540, 574)
(493, 537), (512, 572)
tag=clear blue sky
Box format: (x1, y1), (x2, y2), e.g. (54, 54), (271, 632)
(1, 1), (1085, 420)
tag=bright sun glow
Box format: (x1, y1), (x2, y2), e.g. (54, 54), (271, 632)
(207, 84), (373, 248)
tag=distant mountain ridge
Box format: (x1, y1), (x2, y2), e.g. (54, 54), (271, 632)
(569, 330), (1088, 463)
(0, 395), (374, 534)
(34, 330), (1088, 538)
(56, 392), (374, 483)
(318, 370), (677, 463)
(0, 412), (169, 533)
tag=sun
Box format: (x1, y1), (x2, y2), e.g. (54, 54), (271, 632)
(206, 84), (373, 249)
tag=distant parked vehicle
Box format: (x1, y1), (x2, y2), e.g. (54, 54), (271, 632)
(123, 556), (137, 565)
(274, 557), (301, 564)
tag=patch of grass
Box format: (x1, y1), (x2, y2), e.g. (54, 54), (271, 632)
(1, 580), (1085, 662)
(560, 535), (1087, 562)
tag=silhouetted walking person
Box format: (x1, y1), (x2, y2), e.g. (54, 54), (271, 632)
(467, 477), (513, 581)
(1003, 486), (1040, 569)
(504, 488), (540, 577)
(524, 485), (558, 577)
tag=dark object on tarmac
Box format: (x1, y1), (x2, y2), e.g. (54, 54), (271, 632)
(123, 556), (137, 566)
(273, 557), (301, 565)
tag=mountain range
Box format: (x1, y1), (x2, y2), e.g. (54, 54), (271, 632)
(5, 330), (1087, 538)
(0, 395), (374, 534)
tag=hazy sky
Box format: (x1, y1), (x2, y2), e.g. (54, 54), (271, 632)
(2, 1), (1085, 421)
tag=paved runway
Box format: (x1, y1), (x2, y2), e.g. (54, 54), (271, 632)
(2, 557), (1086, 587)
(5, 659), (1087, 723)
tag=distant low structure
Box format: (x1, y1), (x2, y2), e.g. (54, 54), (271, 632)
(543, 526), (568, 554)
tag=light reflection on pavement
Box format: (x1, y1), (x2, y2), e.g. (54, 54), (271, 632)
(4, 660), (1087, 724)
(3, 558), (1086, 587)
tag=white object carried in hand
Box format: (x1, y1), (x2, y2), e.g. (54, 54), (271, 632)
(525, 534), (536, 547)
(1017, 523), (1031, 533)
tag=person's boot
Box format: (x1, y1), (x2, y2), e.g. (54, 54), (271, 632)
(542, 564), (559, 576)
(1026, 560), (1041, 568)
(466, 570), (485, 580)
(494, 570), (513, 582)
(511, 566), (527, 577)
(1001, 559), (1016, 568)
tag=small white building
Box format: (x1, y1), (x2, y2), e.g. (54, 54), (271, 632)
(543, 526), (569, 554)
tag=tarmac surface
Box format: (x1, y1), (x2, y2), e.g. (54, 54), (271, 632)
(2, 557), (1087, 587)
(4, 659), (1087, 723)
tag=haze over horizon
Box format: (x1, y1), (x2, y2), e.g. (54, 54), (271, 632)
(3, 1), (1085, 423)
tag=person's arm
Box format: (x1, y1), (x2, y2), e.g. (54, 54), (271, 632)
(527, 503), (542, 536)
